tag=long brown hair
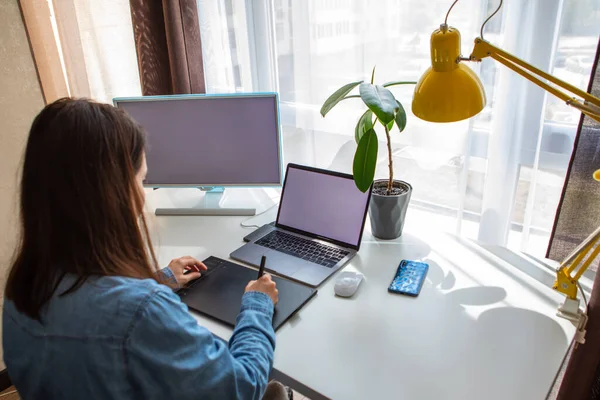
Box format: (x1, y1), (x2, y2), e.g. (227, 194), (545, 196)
(5, 98), (160, 320)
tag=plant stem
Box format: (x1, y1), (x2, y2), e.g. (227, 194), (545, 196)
(384, 124), (393, 195)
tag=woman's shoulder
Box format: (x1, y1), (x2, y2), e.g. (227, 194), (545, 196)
(6, 275), (177, 340)
(88, 274), (170, 295)
(65, 274), (171, 304)
(74, 275), (176, 320)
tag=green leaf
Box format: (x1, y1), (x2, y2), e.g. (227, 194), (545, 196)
(359, 83), (398, 124)
(320, 80), (363, 117)
(370, 66), (376, 84)
(354, 109), (373, 144)
(394, 101), (407, 132)
(382, 81), (418, 87)
(353, 129), (378, 193)
(386, 119), (394, 131)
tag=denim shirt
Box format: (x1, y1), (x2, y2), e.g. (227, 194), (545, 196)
(2, 267), (276, 400)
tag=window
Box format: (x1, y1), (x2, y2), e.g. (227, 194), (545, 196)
(197, 0), (600, 259)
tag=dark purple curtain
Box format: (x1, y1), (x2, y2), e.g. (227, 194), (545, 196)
(548, 37), (600, 400)
(129, 0), (206, 95)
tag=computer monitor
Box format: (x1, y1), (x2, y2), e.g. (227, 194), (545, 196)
(114, 93), (282, 187)
(113, 93), (283, 216)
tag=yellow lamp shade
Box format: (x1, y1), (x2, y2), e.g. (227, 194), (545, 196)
(412, 25), (486, 123)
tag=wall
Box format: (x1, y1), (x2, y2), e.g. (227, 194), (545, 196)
(0, 0), (45, 369)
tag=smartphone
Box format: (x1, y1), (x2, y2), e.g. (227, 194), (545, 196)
(388, 260), (429, 297)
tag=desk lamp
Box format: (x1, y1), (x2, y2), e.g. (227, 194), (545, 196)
(413, 0), (600, 123)
(413, 0), (600, 343)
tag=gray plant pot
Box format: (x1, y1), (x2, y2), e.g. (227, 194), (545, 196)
(369, 179), (412, 240)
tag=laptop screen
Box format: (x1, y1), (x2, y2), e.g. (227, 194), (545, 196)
(276, 165), (372, 249)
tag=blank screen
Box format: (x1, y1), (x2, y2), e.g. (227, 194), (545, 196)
(115, 95), (281, 186)
(277, 166), (371, 247)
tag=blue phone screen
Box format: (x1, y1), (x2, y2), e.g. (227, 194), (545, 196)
(389, 260), (429, 296)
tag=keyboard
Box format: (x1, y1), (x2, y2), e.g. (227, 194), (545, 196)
(255, 230), (349, 268)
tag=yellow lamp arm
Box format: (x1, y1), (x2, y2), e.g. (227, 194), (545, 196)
(553, 225), (600, 300)
(467, 38), (600, 123)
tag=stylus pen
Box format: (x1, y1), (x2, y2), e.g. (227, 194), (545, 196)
(258, 255), (266, 279)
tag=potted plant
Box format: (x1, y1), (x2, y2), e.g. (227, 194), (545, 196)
(320, 68), (415, 239)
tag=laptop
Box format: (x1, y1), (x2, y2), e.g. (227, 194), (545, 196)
(230, 163), (372, 287)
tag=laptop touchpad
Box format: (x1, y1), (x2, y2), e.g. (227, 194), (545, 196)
(265, 248), (303, 276)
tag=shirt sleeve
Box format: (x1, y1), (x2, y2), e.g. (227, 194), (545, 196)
(158, 266), (179, 288)
(125, 287), (276, 400)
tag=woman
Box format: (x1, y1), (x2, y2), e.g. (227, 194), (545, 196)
(3, 98), (287, 399)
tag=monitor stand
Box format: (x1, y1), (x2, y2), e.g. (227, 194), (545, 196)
(152, 187), (277, 216)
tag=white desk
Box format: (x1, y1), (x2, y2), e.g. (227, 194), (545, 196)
(146, 189), (577, 400)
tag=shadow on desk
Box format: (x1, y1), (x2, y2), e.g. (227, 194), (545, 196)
(413, 248), (568, 399)
(447, 235), (568, 308)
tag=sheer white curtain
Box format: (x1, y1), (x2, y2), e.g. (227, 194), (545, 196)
(29, 0), (141, 103)
(196, 0), (239, 93)
(197, 0), (600, 258)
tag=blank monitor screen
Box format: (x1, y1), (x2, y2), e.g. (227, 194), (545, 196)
(277, 165), (371, 248)
(114, 95), (282, 186)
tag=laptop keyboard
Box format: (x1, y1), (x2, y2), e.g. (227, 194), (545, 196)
(255, 231), (349, 268)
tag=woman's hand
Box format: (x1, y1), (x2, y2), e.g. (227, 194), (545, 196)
(245, 273), (279, 305)
(167, 256), (208, 287)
